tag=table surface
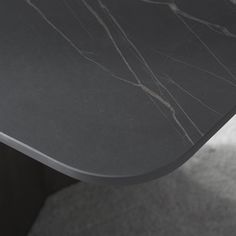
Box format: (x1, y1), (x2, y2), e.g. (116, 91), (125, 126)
(0, 0), (236, 184)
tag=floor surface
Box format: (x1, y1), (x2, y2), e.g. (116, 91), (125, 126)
(29, 116), (236, 236)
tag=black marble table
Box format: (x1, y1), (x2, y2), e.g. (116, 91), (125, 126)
(0, 0), (235, 184)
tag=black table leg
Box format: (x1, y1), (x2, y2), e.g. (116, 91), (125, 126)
(0, 143), (77, 236)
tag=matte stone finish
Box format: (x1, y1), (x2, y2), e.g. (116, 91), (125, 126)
(0, 0), (235, 184)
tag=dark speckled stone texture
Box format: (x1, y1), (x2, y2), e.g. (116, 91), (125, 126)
(0, 0), (235, 184)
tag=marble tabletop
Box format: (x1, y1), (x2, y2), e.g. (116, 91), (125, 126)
(0, 0), (235, 184)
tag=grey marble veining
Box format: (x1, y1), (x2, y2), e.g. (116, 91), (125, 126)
(0, 0), (235, 183)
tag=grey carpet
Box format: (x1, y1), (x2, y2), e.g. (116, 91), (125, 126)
(29, 116), (236, 236)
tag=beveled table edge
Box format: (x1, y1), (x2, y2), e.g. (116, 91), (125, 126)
(0, 105), (235, 185)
